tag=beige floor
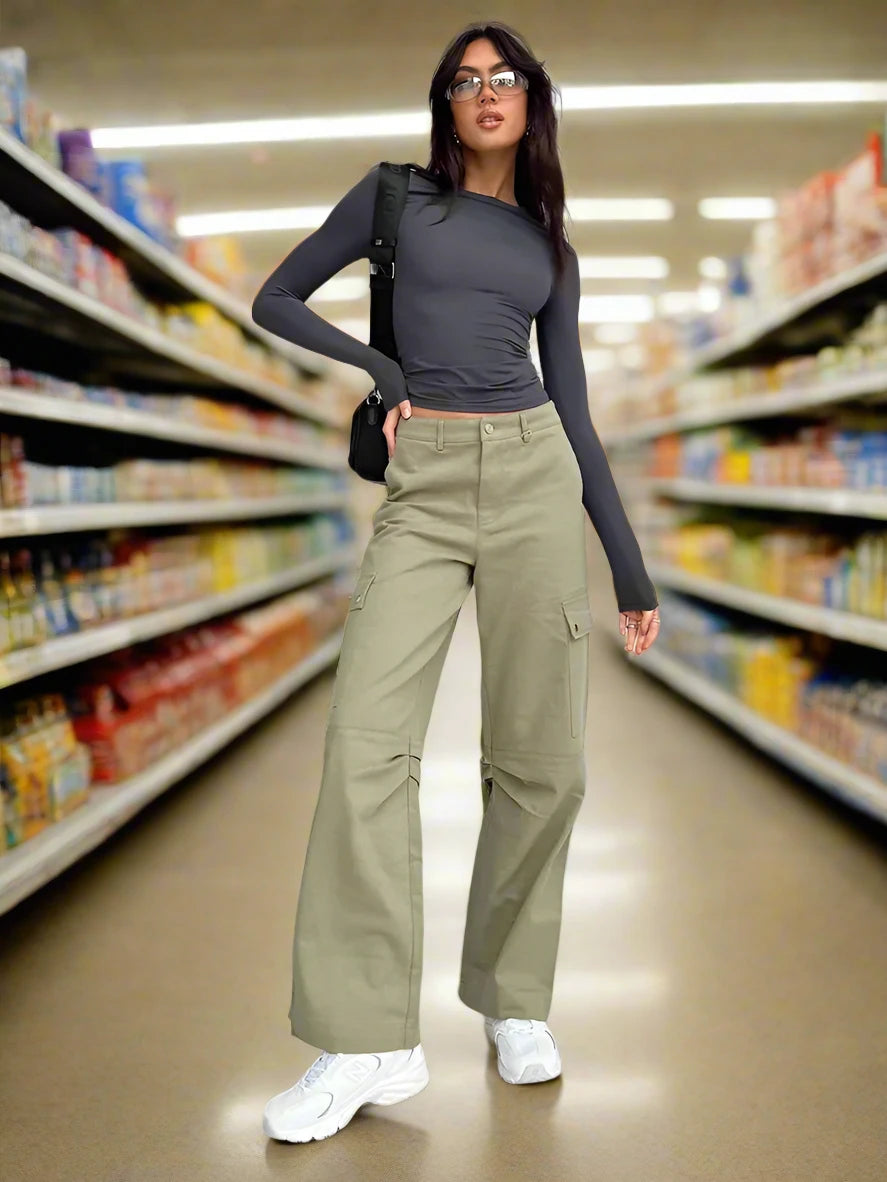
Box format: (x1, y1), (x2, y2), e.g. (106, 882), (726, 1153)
(2, 579), (887, 1182)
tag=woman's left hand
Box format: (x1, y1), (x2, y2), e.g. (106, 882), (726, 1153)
(620, 607), (660, 656)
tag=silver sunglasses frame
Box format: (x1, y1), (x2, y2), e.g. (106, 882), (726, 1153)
(445, 68), (529, 103)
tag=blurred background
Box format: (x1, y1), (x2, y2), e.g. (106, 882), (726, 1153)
(1, 4), (887, 1180)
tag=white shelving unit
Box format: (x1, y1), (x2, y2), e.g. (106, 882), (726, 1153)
(615, 642), (887, 825)
(646, 561), (887, 652)
(639, 478), (887, 520)
(605, 248), (887, 815)
(0, 387), (347, 469)
(0, 491), (350, 539)
(0, 127), (363, 906)
(0, 253), (341, 426)
(0, 125), (322, 376)
(602, 367), (887, 447)
(0, 544), (357, 689)
(0, 628), (344, 917)
(633, 246), (887, 403)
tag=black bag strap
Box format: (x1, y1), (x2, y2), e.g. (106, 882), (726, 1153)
(369, 161), (411, 365)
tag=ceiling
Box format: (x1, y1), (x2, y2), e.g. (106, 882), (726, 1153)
(7, 0), (887, 353)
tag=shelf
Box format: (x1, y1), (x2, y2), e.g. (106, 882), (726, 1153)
(648, 246), (887, 392)
(639, 478), (887, 520)
(601, 367), (887, 447)
(647, 561), (887, 652)
(0, 125), (323, 378)
(0, 492), (350, 538)
(0, 253), (342, 427)
(617, 642), (887, 825)
(0, 387), (348, 469)
(0, 627), (344, 917)
(0, 543), (358, 689)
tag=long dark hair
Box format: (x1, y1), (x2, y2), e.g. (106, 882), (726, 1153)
(411, 20), (570, 280)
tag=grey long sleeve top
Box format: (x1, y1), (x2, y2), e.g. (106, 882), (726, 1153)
(252, 162), (658, 612)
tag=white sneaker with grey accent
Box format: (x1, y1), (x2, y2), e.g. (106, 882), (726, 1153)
(263, 1044), (429, 1143)
(484, 1017), (562, 1084)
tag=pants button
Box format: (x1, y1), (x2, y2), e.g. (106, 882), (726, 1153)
(484, 423), (494, 434)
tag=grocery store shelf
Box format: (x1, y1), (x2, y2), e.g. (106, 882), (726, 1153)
(0, 627), (343, 917)
(648, 561), (887, 652)
(0, 387), (348, 469)
(617, 642), (887, 825)
(640, 247), (887, 396)
(601, 367), (887, 447)
(0, 491), (350, 538)
(0, 543), (358, 689)
(640, 478), (887, 520)
(0, 125), (324, 378)
(0, 253), (342, 427)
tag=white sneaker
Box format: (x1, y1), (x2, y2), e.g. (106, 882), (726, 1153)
(484, 1017), (562, 1084)
(263, 1044), (429, 1143)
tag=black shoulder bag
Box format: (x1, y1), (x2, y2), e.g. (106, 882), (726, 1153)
(347, 161), (412, 483)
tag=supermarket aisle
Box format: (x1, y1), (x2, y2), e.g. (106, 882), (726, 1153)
(2, 581), (887, 1182)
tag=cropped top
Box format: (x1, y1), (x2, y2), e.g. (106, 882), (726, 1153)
(251, 163), (658, 612)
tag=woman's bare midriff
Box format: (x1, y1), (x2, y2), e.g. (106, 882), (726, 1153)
(406, 406), (516, 419)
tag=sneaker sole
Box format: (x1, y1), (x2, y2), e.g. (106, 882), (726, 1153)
(484, 1023), (562, 1085)
(263, 1050), (430, 1144)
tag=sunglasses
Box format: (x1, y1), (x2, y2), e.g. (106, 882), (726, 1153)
(445, 68), (529, 103)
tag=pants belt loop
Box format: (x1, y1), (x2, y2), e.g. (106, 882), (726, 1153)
(436, 419), (445, 452)
(519, 410), (532, 443)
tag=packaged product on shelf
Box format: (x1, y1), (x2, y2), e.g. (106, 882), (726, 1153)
(100, 159), (177, 251)
(0, 693), (92, 848)
(0, 47), (27, 142)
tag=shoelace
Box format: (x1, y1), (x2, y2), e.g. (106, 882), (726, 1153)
(297, 1051), (340, 1091)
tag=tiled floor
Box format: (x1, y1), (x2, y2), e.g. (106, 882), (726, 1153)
(2, 582), (887, 1181)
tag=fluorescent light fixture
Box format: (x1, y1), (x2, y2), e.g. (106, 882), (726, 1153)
(582, 348), (618, 373)
(568, 198), (673, 222)
(577, 256), (669, 279)
(308, 276), (369, 302)
(93, 110), (432, 150)
(561, 80), (887, 111)
(579, 294), (654, 323)
(699, 256), (728, 280)
(594, 323), (638, 345)
(177, 205), (332, 237)
(179, 199), (674, 238)
(699, 197), (776, 220)
(92, 82), (887, 151)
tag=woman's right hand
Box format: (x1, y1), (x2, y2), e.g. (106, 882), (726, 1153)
(384, 401), (412, 459)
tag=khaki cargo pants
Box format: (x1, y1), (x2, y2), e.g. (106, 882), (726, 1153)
(290, 398), (593, 1052)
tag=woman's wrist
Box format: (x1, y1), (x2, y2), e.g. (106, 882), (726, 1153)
(370, 353), (408, 411)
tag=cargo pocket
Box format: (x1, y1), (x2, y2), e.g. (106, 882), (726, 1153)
(562, 592), (593, 738)
(350, 569), (376, 610)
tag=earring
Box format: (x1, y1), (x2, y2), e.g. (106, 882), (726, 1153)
(452, 127), (460, 145)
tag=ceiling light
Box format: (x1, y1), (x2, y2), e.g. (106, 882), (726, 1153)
(658, 291), (702, 316)
(93, 111), (431, 150)
(92, 82), (887, 151)
(561, 80), (887, 111)
(697, 283), (722, 313)
(577, 256), (669, 279)
(699, 256), (728, 280)
(594, 324), (639, 345)
(568, 198), (674, 222)
(308, 276), (369, 302)
(699, 197), (776, 220)
(177, 205), (332, 237)
(579, 295), (654, 323)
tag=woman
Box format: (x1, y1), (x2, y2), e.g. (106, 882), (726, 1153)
(252, 19), (660, 1144)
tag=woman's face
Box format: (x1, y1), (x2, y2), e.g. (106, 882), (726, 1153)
(449, 37), (528, 154)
